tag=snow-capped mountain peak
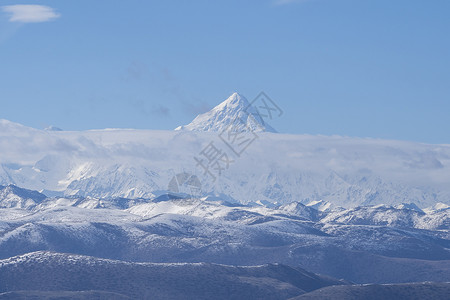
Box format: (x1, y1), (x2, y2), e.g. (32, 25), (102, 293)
(175, 92), (277, 133)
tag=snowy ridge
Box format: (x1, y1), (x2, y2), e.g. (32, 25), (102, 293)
(2, 250), (449, 299)
(2, 184), (448, 230)
(0, 251), (345, 300)
(0, 185), (47, 209)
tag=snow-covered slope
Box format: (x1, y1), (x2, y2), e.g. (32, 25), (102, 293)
(175, 92), (277, 133)
(0, 189), (449, 284)
(0, 251), (345, 299)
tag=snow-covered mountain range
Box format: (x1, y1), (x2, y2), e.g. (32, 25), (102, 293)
(0, 184), (448, 286)
(1, 93), (450, 209)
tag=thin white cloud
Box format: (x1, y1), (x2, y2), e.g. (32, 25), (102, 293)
(2, 5), (60, 23)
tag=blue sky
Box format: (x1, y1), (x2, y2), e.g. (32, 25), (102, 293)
(0, 0), (449, 143)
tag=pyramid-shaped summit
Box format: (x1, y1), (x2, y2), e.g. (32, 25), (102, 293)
(175, 92), (277, 133)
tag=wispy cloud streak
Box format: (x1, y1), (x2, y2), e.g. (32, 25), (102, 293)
(2, 5), (60, 23)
